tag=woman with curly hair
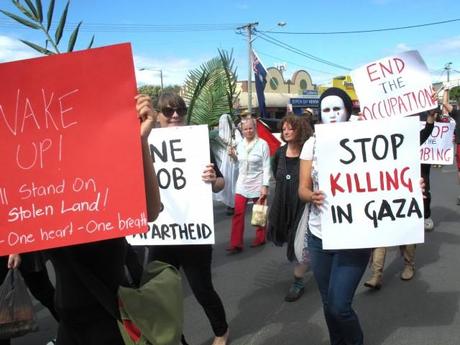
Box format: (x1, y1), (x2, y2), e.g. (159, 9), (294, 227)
(267, 115), (313, 302)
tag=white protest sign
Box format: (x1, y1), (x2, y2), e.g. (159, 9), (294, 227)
(315, 116), (423, 249)
(128, 125), (215, 245)
(420, 121), (455, 165)
(350, 51), (437, 120)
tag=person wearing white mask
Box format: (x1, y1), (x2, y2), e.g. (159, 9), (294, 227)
(298, 87), (371, 345)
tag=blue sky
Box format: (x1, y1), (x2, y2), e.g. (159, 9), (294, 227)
(1, 0), (459, 87)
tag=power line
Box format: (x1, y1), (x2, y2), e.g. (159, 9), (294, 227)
(261, 18), (460, 35)
(254, 30), (351, 71)
(0, 19), (245, 32)
(257, 50), (337, 76)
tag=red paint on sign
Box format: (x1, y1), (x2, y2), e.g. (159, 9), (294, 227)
(0, 43), (147, 255)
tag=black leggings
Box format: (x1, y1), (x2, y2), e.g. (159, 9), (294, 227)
(421, 163), (431, 218)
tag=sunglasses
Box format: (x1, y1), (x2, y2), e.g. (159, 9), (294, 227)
(160, 106), (187, 118)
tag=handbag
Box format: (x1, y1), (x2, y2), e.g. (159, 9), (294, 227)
(0, 269), (39, 339)
(65, 251), (183, 345)
(294, 205), (310, 264)
(251, 201), (268, 227)
(117, 261), (183, 345)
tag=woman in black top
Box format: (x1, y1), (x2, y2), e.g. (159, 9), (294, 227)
(268, 115), (312, 302)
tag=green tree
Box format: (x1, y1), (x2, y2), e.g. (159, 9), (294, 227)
(449, 86), (460, 104)
(1, 0), (94, 54)
(137, 84), (182, 108)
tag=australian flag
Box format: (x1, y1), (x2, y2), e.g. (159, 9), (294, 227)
(252, 49), (268, 118)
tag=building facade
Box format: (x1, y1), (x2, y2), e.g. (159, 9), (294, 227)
(236, 67), (318, 119)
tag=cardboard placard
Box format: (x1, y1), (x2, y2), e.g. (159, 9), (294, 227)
(315, 117), (424, 249)
(128, 125), (215, 245)
(0, 43), (148, 255)
(420, 122), (455, 165)
(351, 51), (437, 120)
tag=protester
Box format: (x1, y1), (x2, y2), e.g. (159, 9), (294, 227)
(148, 92), (229, 345)
(364, 108), (437, 289)
(44, 94), (161, 345)
(298, 87), (371, 345)
(227, 117), (271, 254)
(442, 87), (460, 205)
(302, 107), (317, 131)
(267, 115), (312, 302)
(213, 113), (242, 215)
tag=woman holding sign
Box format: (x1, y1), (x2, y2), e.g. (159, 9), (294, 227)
(46, 94), (162, 345)
(298, 87), (371, 345)
(364, 108), (437, 289)
(149, 92), (229, 345)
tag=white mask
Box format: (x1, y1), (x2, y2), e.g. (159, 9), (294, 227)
(320, 95), (348, 124)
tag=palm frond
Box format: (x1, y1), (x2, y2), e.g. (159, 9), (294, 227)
(184, 50), (238, 127)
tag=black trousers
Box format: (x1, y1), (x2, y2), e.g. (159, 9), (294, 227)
(421, 163), (431, 218)
(150, 244), (228, 338)
(56, 306), (123, 345)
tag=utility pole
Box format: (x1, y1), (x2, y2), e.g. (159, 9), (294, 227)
(445, 62), (453, 82)
(237, 22), (258, 114)
(159, 69), (164, 91)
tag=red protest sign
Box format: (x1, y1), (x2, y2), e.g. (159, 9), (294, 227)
(0, 43), (148, 255)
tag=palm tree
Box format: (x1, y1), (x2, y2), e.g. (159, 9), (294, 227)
(183, 49), (239, 128)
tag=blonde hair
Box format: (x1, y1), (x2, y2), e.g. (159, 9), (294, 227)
(241, 117), (258, 136)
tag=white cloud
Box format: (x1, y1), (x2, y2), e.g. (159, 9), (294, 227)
(134, 55), (198, 87)
(394, 43), (413, 53)
(235, 3), (249, 10)
(424, 35), (460, 54)
(0, 35), (39, 62)
(0, 37), (206, 87)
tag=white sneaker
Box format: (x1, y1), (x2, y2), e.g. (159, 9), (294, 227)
(424, 217), (434, 232)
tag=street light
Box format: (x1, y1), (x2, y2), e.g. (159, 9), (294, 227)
(139, 67), (164, 90)
(271, 21), (287, 30)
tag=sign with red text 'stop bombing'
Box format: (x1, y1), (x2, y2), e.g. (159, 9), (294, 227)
(0, 43), (148, 256)
(314, 116), (423, 250)
(350, 50), (437, 120)
(420, 121), (455, 165)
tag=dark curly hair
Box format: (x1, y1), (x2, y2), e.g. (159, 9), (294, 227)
(279, 115), (313, 146)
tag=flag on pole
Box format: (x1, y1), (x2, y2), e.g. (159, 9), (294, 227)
(252, 49), (268, 118)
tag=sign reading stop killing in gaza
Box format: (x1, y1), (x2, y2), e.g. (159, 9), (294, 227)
(314, 116), (424, 250)
(350, 50), (437, 120)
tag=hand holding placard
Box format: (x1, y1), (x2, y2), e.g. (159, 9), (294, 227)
(136, 94), (158, 139)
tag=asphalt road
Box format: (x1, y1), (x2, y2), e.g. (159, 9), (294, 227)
(12, 166), (460, 345)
